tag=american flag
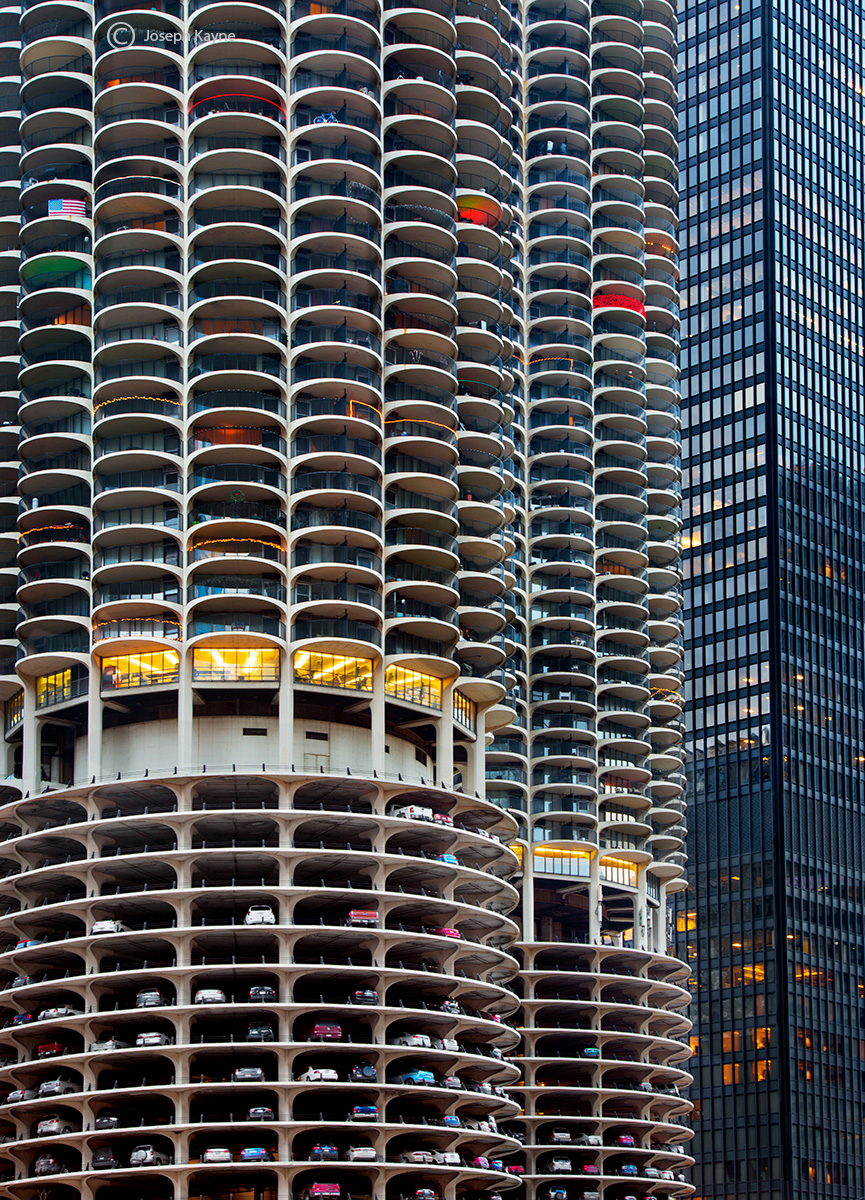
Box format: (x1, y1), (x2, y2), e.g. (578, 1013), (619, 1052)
(48, 198), (88, 218)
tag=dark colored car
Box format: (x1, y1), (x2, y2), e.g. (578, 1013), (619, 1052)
(249, 985), (276, 1003)
(247, 1022), (274, 1042)
(92, 1147), (121, 1169)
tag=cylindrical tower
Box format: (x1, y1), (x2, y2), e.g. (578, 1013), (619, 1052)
(0, 0), (692, 1196)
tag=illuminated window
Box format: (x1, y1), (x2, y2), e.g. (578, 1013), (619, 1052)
(101, 651), (180, 690)
(677, 909), (697, 932)
(721, 1031), (740, 1053)
(453, 690), (476, 731)
(722, 1063), (740, 1085)
(294, 651), (373, 691)
(36, 668), (85, 709)
(385, 666), (442, 710)
(533, 847), (590, 878)
(599, 856), (637, 887)
(753, 1026), (772, 1049)
(753, 1059), (771, 1082)
(4, 691), (22, 730)
(193, 647), (280, 683)
(689, 1035), (700, 1054)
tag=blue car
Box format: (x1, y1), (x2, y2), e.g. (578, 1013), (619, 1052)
(390, 1070), (435, 1086)
(240, 1147), (272, 1162)
(438, 853), (458, 865)
(619, 1164), (639, 1176)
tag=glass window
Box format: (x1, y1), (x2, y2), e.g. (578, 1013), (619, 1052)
(453, 690), (476, 730)
(384, 666), (442, 709)
(36, 668), (72, 709)
(4, 690), (22, 730)
(100, 651), (180, 690)
(193, 647), (280, 683)
(293, 651), (373, 691)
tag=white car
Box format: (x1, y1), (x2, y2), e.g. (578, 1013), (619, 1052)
(298, 1067), (339, 1083)
(136, 1032), (171, 1046)
(194, 989), (226, 1004)
(90, 1037), (130, 1052)
(550, 1157), (572, 1173)
(391, 1033), (431, 1048)
(202, 1147), (232, 1163)
(91, 921), (129, 935)
(36, 1116), (74, 1137)
(244, 906), (276, 926)
(347, 1146), (376, 1161)
(431, 1037), (459, 1052)
(38, 1007), (82, 1021)
(387, 804), (433, 821)
(432, 1151), (461, 1166)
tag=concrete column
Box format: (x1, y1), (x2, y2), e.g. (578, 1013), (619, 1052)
(86, 663), (102, 784)
(370, 656), (385, 774)
(588, 857), (601, 944)
(278, 648), (294, 769)
(21, 679), (38, 796)
(636, 865), (648, 952)
(177, 649), (192, 772)
(437, 680), (454, 789)
(520, 839), (534, 940)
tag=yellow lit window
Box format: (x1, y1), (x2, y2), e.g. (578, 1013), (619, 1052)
(599, 856), (637, 887)
(294, 651), (372, 691)
(385, 666), (442, 710)
(36, 668), (72, 709)
(753, 1026), (772, 1049)
(689, 1035), (700, 1054)
(677, 909), (697, 932)
(193, 647), (280, 683)
(722, 1063), (740, 1085)
(101, 651), (180, 690)
(453, 690), (476, 731)
(4, 690), (23, 730)
(721, 1031), (740, 1054)
(753, 1059), (771, 1082)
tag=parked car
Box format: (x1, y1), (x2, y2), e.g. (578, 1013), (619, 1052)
(579, 1164), (600, 1175)
(613, 1134), (636, 1147)
(431, 1036), (459, 1052)
(247, 1021), (274, 1042)
(136, 1031), (172, 1047)
(438, 853), (458, 865)
(38, 1006), (81, 1020)
(249, 985), (276, 1002)
(233, 1066), (266, 1082)
(344, 910), (377, 927)
(36, 1115), (74, 1136)
(130, 1144), (172, 1166)
(387, 804), (433, 821)
(469, 1155), (490, 1169)
(573, 1134), (601, 1146)
(348, 1105), (377, 1121)
(92, 1146), (120, 1169)
(550, 1128), (572, 1144)
(36, 1042), (68, 1059)
(34, 1152), (70, 1175)
(579, 1046), (600, 1058)
(10, 1013), (34, 1026)
(431, 927), (461, 939)
(349, 1061), (376, 1082)
(91, 1036), (130, 1052)
(95, 1114), (122, 1130)
(350, 989), (377, 1006)
(244, 906), (276, 926)
(619, 1164), (639, 1176)
(12, 975), (31, 987)
(438, 1074), (462, 1089)
(391, 1032), (431, 1048)
(91, 920), (129, 934)
(346, 1146), (375, 1161)
(202, 1147), (232, 1163)
(135, 989), (167, 1008)
(390, 1069), (435, 1086)
(5, 1086), (37, 1102)
(15, 939), (43, 949)
(298, 1186), (340, 1200)
(247, 1106), (275, 1121)
(306, 1023), (342, 1042)
(194, 988), (226, 1004)
(310, 1143), (338, 1161)
(299, 1067), (338, 1083)
(38, 1078), (78, 1097)
(240, 1147), (272, 1161)
(550, 1156), (572, 1173)
(440, 999), (460, 1014)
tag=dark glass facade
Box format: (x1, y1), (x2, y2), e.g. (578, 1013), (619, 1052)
(676, 0), (865, 1192)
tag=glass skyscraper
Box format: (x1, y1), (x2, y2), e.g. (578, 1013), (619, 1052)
(676, 0), (865, 1192)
